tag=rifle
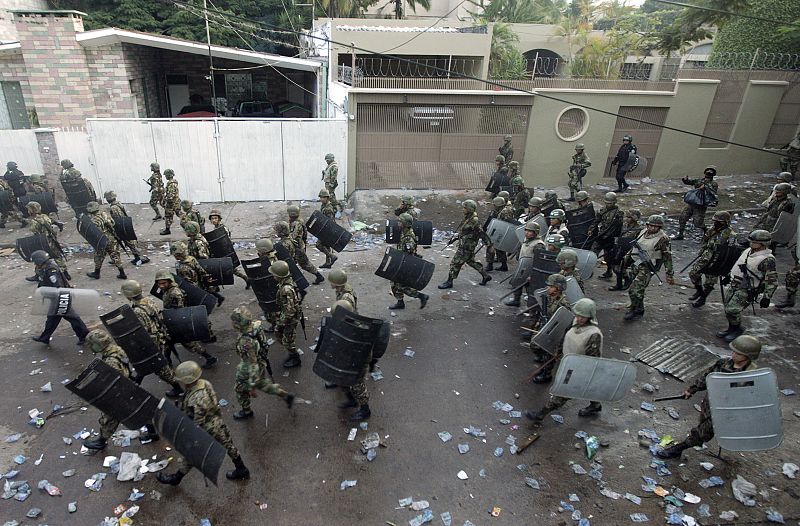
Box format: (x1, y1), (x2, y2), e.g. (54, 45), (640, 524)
(44, 224), (67, 260)
(442, 216), (468, 251)
(679, 253), (702, 274)
(143, 178), (152, 189)
(299, 310), (307, 340)
(632, 240), (663, 284)
(738, 263), (758, 315)
(654, 394), (686, 402)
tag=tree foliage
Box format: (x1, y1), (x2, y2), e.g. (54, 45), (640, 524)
(710, 0), (800, 58)
(487, 22), (528, 79)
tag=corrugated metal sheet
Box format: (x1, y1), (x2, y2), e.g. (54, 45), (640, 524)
(635, 337), (720, 382)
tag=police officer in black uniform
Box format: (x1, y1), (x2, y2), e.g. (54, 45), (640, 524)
(610, 135), (636, 193)
(29, 250), (89, 345)
(4, 161), (27, 198)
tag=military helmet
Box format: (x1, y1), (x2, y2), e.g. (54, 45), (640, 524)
(622, 135), (632, 142)
(231, 306), (254, 329)
(399, 212), (414, 226)
(274, 221), (290, 236)
(495, 154), (505, 163)
(324, 153), (335, 161)
(29, 174), (42, 183)
(778, 171), (793, 182)
(256, 238), (274, 253)
(31, 250), (49, 266)
(121, 280), (142, 299)
(546, 273), (567, 290)
(180, 199), (193, 210)
(174, 361), (202, 384)
(603, 192), (617, 204)
(712, 211), (731, 224)
(748, 229), (771, 243)
(86, 329), (113, 353)
(287, 204), (300, 218)
(26, 201), (41, 214)
(170, 241), (188, 256)
(333, 299), (354, 312)
(572, 298), (596, 319)
(508, 161), (520, 170)
(545, 233), (565, 249)
(548, 208), (566, 220)
(7, 161), (17, 169)
(86, 201), (100, 213)
(575, 190), (589, 201)
(556, 248), (578, 267)
(703, 165), (717, 177)
(646, 214), (664, 227)
(269, 260), (290, 278)
(729, 334), (761, 361)
(775, 183), (791, 193)
(575, 143), (585, 150)
(208, 209), (222, 220)
(528, 196), (544, 208)
(104, 190), (117, 202)
(504, 134), (512, 141)
(492, 196), (506, 207)
(401, 195), (414, 205)
(462, 200), (477, 212)
(328, 268), (347, 286)
(318, 188), (330, 198)
(164, 169), (175, 178)
(624, 208), (641, 220)
(60, 159), (73, 169)
(150, 162), (160, 171)
(524, 221), (541, 233)
(510, 176), (524, 187)
(154, 269), (175, 283)
(183, 221), (200, 236)
(544, 190), (557, 200)
(497, 190), (510, 200)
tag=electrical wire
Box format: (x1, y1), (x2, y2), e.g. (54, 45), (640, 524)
(652, 0), (800, 28)
(379, 0), (469, 54)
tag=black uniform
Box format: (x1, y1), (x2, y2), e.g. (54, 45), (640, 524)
(612, 143), (636, 191)
(35, 260), (89, 343)
(4, 168), (27, 197)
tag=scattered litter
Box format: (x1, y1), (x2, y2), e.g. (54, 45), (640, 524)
(719, 511), (738, 521)
(525, 477), (539, 489)
(218, 399), (228, 407)
(571, 464), (587, 475)
(682, 493), (701, 504)
(117, 452), (144, 482)
(68, 502), (77, 513)
(551, 414), (564, 424)
(360, 433), (380, 451)
(339, 479), (357, 490)
(641, 383), (656, 393)
(665, 407), (680, 420)
(782, 463), (798, 479)
(347, 428), (357, 441)
(366, 449), (377, 462)
(40, 382), (52, 392)
(697, 504), (711, 518)
(440, 511), (452, 526)
(457, 444), (470, 454)
(779, 389), (795, 396)
(699, 476), (724, 488)
(585, 436), (599, 460)
(411, 500), (430, 511)
(464, 426), (486, 437)
(766, 508), (785, 523)
(457, 470), (468, 480)
(62, 469), (76, 477)
(494, 447), (503, 457)
(490, 507), (501, 517)
(371, 370), (384, 381)
(26, 508), (41, 518)
(438, 431), (452, 442)
(569, 494), (580, 502)
(4, 434), (21, 443)
(404, 349), (415, 358)
(732, 475), (757, 506)
(630, 513), (648, 522)
(37, 480), (62, 496)
(508, 410), (522, 418)
(640, 402), (655, 412)
(129, 489), (145, 501)
(479, 469), (486, 478)
(399, 497), (413, 507)
(146, 459), (170, 472)
(84, 472), (107, 491)
(625, 493), (641, 505)
(409, 509), (434, 526)
(699, 462), (714, 471)
(654, 487), (670, 497)
(600, 488), (621, 500)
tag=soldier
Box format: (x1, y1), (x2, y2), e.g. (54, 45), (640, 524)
(557, 248), (584, 292)
(485, 196), (514, 272)
(0, 177), (27, 229)
(154, 268), (217, 368)
(147, 162), (164, 220)
(287, 204), (325, 284)
(522, 196), (545, 225)
(542, 190), (565, 215)
(607, 209), (643, 291)
(24, 201), (67, 278)
(499, 134), (514, 163)
(510, 175), (531, 217)
(160, 169), (180, 235)
(526, 298), (603, 421)
(439, 200), (492, 289)
(322, 153), (341, 211)
(121, 280), (184, 398)
(156, 361), (250, 484)
(394, 194), (418, 218)
(85, 201), (127, 280)
(504, 221), (545, 307)
(207, 209), (250, 284)
(171, 240), (224, 307)
(333, 300), (372, 421)
(59, 159), (97, 201)
(275, 220), (297, 258)
(179, 199), (205, 232)
(687, 211), (733, 308)
(610, 135), (636, 192)
(4, 161), (27, 198)
(104, 191), (150, 266)
(590, 192), (624, 276)
(567, 144), (591, 201)
(545, 233), (566, 253)
(230, 306), (295, 420)
(488, 155), (510, 198)
(657, 335), (762, 459)
(329, 268), (357, 310)
(82, 329), (159, 450)
(389, 213), (430, 310)
(780, 130), (799, 177)
(717, 230), (777, 342)
(272, 260), (304, 368)
(530, 274), (573, 383)
(547, 209), (570, 246)
(255, 239), (281, 331)
(26, 174), (47, 194)
(623, 215), (674, 321)
(29, 250), (88, 345)
(574, 190), (591, 209)
(776, 256), (799, 309)
(507, 160), (520, 181)
(184, 221), (211, 259)
(317, 190), (339, 269)
(675, 165), (719, 240)
(754, 183), (795, 233)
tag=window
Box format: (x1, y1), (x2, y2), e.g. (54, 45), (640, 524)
(555, 106), (589, 141)
(0, 82), (31, 130)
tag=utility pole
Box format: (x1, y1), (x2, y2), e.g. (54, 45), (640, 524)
(203, 0), (218, 113)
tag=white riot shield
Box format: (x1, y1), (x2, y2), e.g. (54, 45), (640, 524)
(515, 215), (547, 242)
(572, 248), (598, 280)
(707, 368), (782, 452)
(564, 277), (585, 305)
(487, 218), (522, 253)
(531, 306), (574, 355)
(771, 207), (798, 245)
(31, 287), (101, 317)
(550, 355), (637, 402)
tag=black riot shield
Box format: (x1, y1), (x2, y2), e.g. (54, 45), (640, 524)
(100, 304), (168, 377)
(241, 257), (279, 313)
(372, 321), (391, 360)
(77, 213), (109, 254)
(385, 219), (433, 246)
(565, 204), (596, 248)
(61, 178), (95, 216)
(0, 188), (14, 214)
(530, 248), (561, 290)
(153, 399), (227, 485)
(485, 171), (511, 195)
(176, 274), (217, 314)
(202, 227), (240, 267)
(314, 315), (331, 353)
(198, 257), (234, 286)
(605, 236), (637, 267)
(701, 244), (745, 277)
(274, 243), (310, 292)
(113, 215), (137, 241)
(163, 306), (211, 344)
(374, 247), (434, 290)
(16, 234), (50, 262)
(312, 306), (383, 386)
(19, 193), (58, 216)
(66, 358), (159, 429)
(306, 210), (352, 252)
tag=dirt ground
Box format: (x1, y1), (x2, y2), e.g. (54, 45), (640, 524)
(0, 173), (798, 526)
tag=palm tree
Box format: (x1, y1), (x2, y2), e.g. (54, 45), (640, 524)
(393, 0), (432, 19)
(488, 22), (528, 79)
(472, 0), (568, 24)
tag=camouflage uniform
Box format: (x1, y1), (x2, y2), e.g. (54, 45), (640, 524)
(276, 275), (303, 358)
(510, 236), (546, 304)
(499, 140), (514, 164)
(780, 132), (799, 176)
(689, 225), (732, 292)
(163, 177), (180, 232)
(316, 199), (336, 261)
(336, 287), (368, 405)
(724, 248), (777, 325)
(108, 200), (146, 260)
(541, 195), (566, 216)
(179, 204), (205, 232)
(277, 231), (296, 260)
(257, 247), (281, 328)
(392, 225), (423, 301)
(88, 208), (124, 273)
(394, 202), (418, 219)
(589, 204), (624, 255)
(209, 221), (249, 282)
(678, 176), (719, 234)
(161, 281), (207, 356)
(512, 186), (532, 218)
(754, 194), (794, 232)
(0, 179), (26, 227)
(447, 212), (490, 282)
(569, 151), (591, 195)
(60, 166), (97, 200)
(28, 210), (66, 272)
(235, 321), (289, 412)
(130, 297), (177, 385)
(625, 230), (673, 314)
(288, 216), (319, 275)
(98, 343), (131, 439)
(540, 320), (602, 414)
(560, 267), (584, 292)
(530, 291), (572, 362)
(187, 234), (211, 260)
(485, 203), (515, 269)
(335, 283), (358, 311)
(323, 160), (340, 210)
(148, 169), (164, 218)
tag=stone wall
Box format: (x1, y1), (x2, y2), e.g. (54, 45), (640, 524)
(84, 43), (136, 119)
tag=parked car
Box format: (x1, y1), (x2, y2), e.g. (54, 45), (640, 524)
(235, 101), (279, 118)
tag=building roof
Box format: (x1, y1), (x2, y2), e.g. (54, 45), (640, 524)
(76, 28), (319, 72)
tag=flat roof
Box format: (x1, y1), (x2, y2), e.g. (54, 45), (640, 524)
(76, 28), (319, 72)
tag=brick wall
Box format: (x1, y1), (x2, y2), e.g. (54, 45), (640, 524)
(85, 43), (136, 118)
(0, 51), (33, 108)
(122, 43), (163, 117)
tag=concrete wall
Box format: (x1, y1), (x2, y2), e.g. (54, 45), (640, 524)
(363, 0), (473, 20)
(0, 0), (48, 42)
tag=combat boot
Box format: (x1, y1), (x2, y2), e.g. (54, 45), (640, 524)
(226, 456), (250, 481)
(723, 324), (744, 342)
(156, 470), (185, 485)
(0, 222), (4, 228)
(313, 272), (325, 285)
(525, 409), (545, 423)
(776, 293), (796, 309)
(350, 404), (371, 421)
(716, 323), (735, 339)
(692, 286), (713, 308)
(338, 392), (358, 409)
(608, 273), (624, 291)
(498, 263), (508, 272)
(201, 353), (217, 369)
(31, 335), (50, 344)
(25, 275), (38, 282)
(389, 299), (405, 310)
(86, 269), (101, 279)
(567, 192), (575, 202)
(532, 371), (552, 384)
(213, 292), (225, 307)
(599, 269), (613, 280)
(623, 309), (644, 321)
(283, 354), (301, 368)
(165, 383), (183, 398)
(578, 402), (602, 417)
(64, 271), (72, 281)
(83, 436), (108, 450)
(159, 227), (170, 235)
(672, 230), (685, 241)
(138, 255), (151, 265)
(152, 214), (162, 221)
(419, 293), (429, 309)
(233, 409), (254, 420)
(504, 297), (521, 307)
(117, 268), (127, 280)
(284, 394), (295, 409)
(438, 279), (453, 289)
(656, 441), (689, 459)
(139, 425), (160, 444)
(480, 273), (492, 286)
(688, 284), (704, 301)
(485, 262), (494, 272)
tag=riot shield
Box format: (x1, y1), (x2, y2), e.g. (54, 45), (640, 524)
(176, 274), (217, 314)
(16, 234), (50, 262)
(306, 210), (352, 252)
(198, 257), (234, 286)
(273, 243), (310, 292)
(771, 208), (798, 246)
(153, 399), (227, 485)
(77, 214), (109, 254)
(564, 277), (585, 305)
(61, 178), (95, 216)
(385, 219), (433, 246)
(573, 248), (598, 280)
(19, 192), (58, 216)
(707, 368), (782, 452)
(565, 204), (596, 248)
(0, 188), (13, 214)
(372, 321), (391, 360)
(100, 304), (168, 377)
(241, 257), (279, 313)
(605, 236), (636, 267)
(163, 306), (211, 344)
(312, 305), (383, 386)
(314, 315), (331, 354)
(113, 215), (137, 241)
(700, 243), (745, 277)
(485, 171), (511, 195)
(529, 248), (561, 290)
(202, 227), (240, 267)
(510, 256), (533, 288)
(550, 355), (637, 402)
(530, 306), (574, 355)
(487, 218), (522, 253)
(515, 215), (547, 243)
(31, 287), (100, 317)
(66, 358), (159, 430)
(374, 247), (434, 290)
(622, 154), (647, 174)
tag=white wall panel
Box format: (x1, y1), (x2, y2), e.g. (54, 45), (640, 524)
(87, 120), (156, 203)
(217, 120), (284, 201)
(280, 120), (347, 201)
(0, 130), (43, 174)
(53, 131), (99, 194)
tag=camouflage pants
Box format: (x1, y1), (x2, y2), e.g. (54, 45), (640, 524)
(50, 247), (68, 273)
(294, 245), (318, 274)
(485, 246), (507, 266)
(93, 239), (123, 270)
(325, 184), (340, 210)
(688, 258), (716, 290)
(234, 267), (249, 283)
(448, 245), (486, 280)
(627, 264), (653, 312)
(679, 205), (707, 231)
(786, 257), (799, 295)
(177, 416), (240, 472)
(149, 191), (163, 216)
(155, 365), (176, 384)
(724, 286), (753, 325)
(235, 362), (288, 411)
(123, 240), (142, 258)
(568, 173), (581, 193)
(316, 242), (334, 259)
(685, 397), (714, 447)
(99, 412), (120, 440)
(163, 206), (177, 229)
(391, 282), (420, 300)
(0, 209), (25, 226)
(348, 369), (369, 405)
(277, 320), (299, 355)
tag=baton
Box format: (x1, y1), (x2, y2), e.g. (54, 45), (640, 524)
(525, 354), (560, 383)
(654, 394), (686, 402)
(679, 253), (702, 274)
